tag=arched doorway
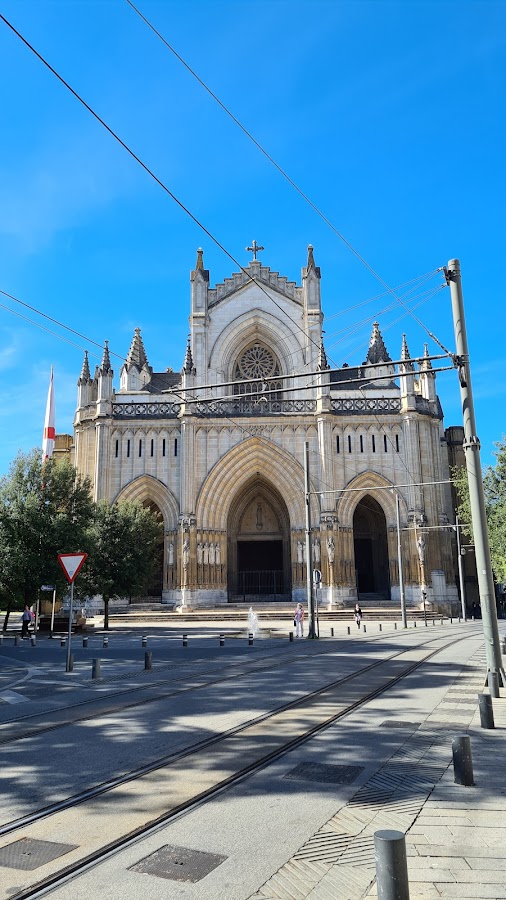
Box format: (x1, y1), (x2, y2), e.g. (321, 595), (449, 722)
(227, 478), (291, 600)
(353, 495), (390, 599)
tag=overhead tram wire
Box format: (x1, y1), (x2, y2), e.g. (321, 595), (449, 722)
(123, 0), (452, 357)
(324, 269), (442, 322)
(0, 13), (325, 373)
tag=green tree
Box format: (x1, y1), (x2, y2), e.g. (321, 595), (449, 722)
(452, 437), (506, 583)
(0, 450), (94, 629)
(80, 500), (162, 629)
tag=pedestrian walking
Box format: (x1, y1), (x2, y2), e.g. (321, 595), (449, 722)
(21, 605), (33, 637)
(354, 603), (363, 629)
(294, 603), (305, 638)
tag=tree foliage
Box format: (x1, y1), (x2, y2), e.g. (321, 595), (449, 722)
(452, 437), (506, 583)
(79, 500), (162, 629)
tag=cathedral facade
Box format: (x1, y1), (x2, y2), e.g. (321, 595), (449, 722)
(70, 246), (459, 608)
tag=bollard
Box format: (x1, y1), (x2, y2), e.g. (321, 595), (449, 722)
(30, 635), (36, 647)
(374, 829), (410, 900)
(414, 621), (417, 628)
(478, 693), (495, 729)
(60, 636), (66, 647)
(347, 626), (350, 635)
(141, 635), (147, 648)
(487, 670), (500, 698)
(83, 636), (88, 648)
(66, 653), (74, 673)
(362, 624), (367, 633)
(248, 633), (254, 646)
(14, 636), (21, 646)
(394, 622), (397, 630)
(330, 627), (334, 637)
(92, 658), (101, 680)
(144, 651), (152, 671)
(183, 634), (188, 647)
(219, 633), (225, 647)
(452, 734), (474, 786)
(289, 631), (294, 642)
(425, 618), (428, 626)
(502, 638), (506, 654)
(432, 618), (435, 626)
(103, 636), (109, 649)
(379, 623), (382, 632)
(450, 616), (453, 624)
(440, 618), (444, 625)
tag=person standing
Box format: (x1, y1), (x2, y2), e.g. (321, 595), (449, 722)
(21, 605), (32, 637)
(354, 603), (363, 629)
(294, 603), (305, 638)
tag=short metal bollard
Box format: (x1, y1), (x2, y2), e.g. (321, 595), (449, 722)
(440, 617), (444, 625)
(92, 658), (101, 679)
(14, 636), (21, 646)
(450, 616), (453, 624)
(362, 624), (366, 633)
(183, 634), (188, 647)
(83, 636), (88, 648)
(347, 626), (350, 635)
(289, 631), (294, 642)
(144, 651), (152, 671)
(432, 618), (435, 626)
(248, 633), (254, 646)
(141, 635), (147, 648)
(394, 622), (397, 630)
(452, 734), (474, 786)
(414, 621), (417, 628)
(374, 829), (410, 900)
(478, 693), (495, 729)
(330, 627), (334, 637)
(219, 633), (225, 647)
(379, 623), (382, 632)
(66, 653), (74, 673)
(30, 635), (36, 647)
(103, 636), (109, 649)
(488, 670), (500, 698)
(60, 636), (66, 647)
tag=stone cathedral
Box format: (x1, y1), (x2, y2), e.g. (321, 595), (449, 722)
(67, 246), (460, 609)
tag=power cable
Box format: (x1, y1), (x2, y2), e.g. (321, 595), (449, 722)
(123, 0), (452, 355)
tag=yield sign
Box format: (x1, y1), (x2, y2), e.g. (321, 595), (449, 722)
(58, 553), (87, 584)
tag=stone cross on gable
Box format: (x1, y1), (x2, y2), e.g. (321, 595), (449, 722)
(246, 240), (264, 260)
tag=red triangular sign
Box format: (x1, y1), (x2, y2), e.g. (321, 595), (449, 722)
(58, 553), (87, 583)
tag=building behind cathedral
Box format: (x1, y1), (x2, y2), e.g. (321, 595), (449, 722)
(58, 246), (466, 609)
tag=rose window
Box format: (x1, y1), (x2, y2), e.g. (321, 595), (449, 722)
(233, 343), (282, 398)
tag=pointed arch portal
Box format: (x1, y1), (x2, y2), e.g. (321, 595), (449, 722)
(353, 495), (390, 599)
(227, 477), (291, 599)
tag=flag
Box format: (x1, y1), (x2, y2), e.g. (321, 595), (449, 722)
(42, 367), (55, 461)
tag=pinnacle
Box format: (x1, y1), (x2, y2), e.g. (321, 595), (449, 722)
(126, 328), (149, 370)
(195, 247), (204, 271)
(363, 322), (392, 365)
(183, 335), (194, 374)
(100, 340), (112, 374)
(78, 350), (91, 384)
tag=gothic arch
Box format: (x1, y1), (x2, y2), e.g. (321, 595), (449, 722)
(114, 475), (179, 529)
(196, 437), (319, 531)
(337, 471), (406, 528)
(208, 309), (304, 384)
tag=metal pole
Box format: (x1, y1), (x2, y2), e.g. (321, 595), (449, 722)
(455, 516), (467, 621)
(50, 588), (56, 637)
(396, 493), (407, 629)
(446, 259), (504, 680)
(66, 581), (74, 673)
(304, 441), (316, 638)
(452, 734), (474, 786)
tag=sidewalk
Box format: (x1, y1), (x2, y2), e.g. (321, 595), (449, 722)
(252, 646), (506, 900)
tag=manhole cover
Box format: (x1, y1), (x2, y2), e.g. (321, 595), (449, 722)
(285, 762), (364, 785)
(0, 838), (77, 871)
(130, 844), (227, 883)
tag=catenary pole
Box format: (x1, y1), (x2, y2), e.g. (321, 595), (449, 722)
(446, 259), (504, 680)
(396, 493), (407, 628)
(304, 442), (317, 638)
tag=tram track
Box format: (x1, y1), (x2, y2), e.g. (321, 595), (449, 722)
(0, 628), (478, 899)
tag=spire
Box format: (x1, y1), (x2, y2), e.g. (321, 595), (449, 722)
(183, 335), (194, 374)
(307, 244), (316, 270)
(420, 343), (433, 370)
(318, 339), (329, 370)
(195, 247), (204, 271)
(78, 350), (91, 384)
(99, 340), (112, 374)
(400, 334), (414, 370)
(363, 322), (392, 365)
(126, 328), (148, 370)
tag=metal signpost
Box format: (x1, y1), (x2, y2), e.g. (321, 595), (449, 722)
(40, 585), (56, 635)
(57, 553), (87, 673)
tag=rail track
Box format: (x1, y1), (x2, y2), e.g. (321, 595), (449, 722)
(0, 626), (479, 899)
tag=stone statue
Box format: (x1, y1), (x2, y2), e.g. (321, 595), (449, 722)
(416, 534), (426, 564)
(182, 539), (190, 569)
(209, 542), (215, 565)
(326, 535), (335, 564)
(167, 542), (174, 565)
(197, 542), (203, 565)
(297, 540), (304, 563)
(313, 537), (321, 563)
(203, 542), (209, 565)
(215, 543), (221, 565)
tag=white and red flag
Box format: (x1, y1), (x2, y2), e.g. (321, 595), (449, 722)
(42, 366), (55, 461)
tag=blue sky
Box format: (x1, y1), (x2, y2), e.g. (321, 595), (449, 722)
(0, 0), (504, 475)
